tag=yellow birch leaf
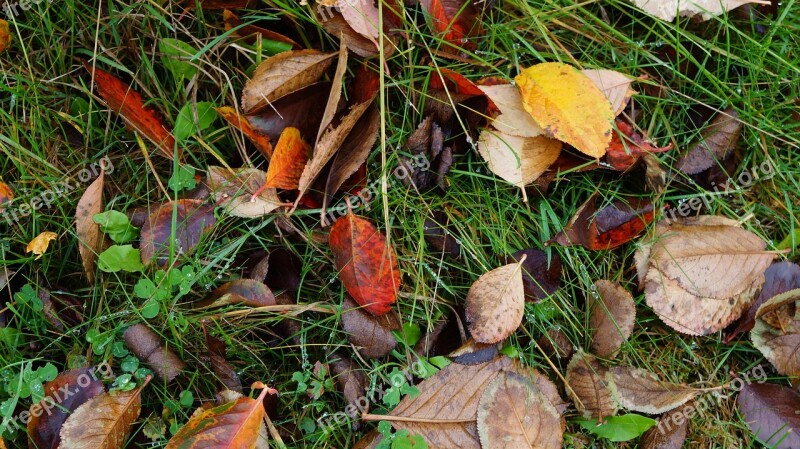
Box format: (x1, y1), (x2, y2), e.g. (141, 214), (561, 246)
(27, 231), (58, 259)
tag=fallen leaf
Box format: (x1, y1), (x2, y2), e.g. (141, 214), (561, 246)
(639, 402), (692, 449)
(207, 166), (285, 217)
(538, 328), (574, 360)
(451, 340), (500, 365)
(247, 81), (331, 143)
(28, 367), (106, 449)
(606, 120), (673, 171)
(264, 127), (311, 189)
(166, 384), (271, 448)
(636, 215), (773, 335)
(515, 62), (614, 158)
(477, 129), (562, 201)
(751, 288), (800, 376)
(589, 280), (636, 359)
(84, 63), (177, 159)
(737, 382), (800, 449)
(249, 248), (303, 292)
(216, 106), (274, 158)
(337, 0), (381, 46)
(478, 84), (544, 137)
(610, 366), (699, 414)
(476, 371), (563, 449)
(549, 195), (655, 250)
(188, 0), (256, 9)
(420, 0), (481, 50)
(565, 351), (618, 420)
(465, 257), (526, 344)
(0, 19), (10, 53)
(27, 231), (58, 259)
(342, 296), (401, 358)
(198, 279), (276, 308)
(123, 324), (186, 382)
(76, 171), (104, 283)
(328, 210), (400, 315)
(504, 249), (561, 302)
(330, 352), (369, 426)
(241, 50), (336, 114)
(631, 0), (761, 21)
(140, 199), (217, 265)
(38, 287), (84, 331)
(423, 210), (461, 258)
(222, 9), (301, 48)
(318, 9), (397, 57)
(0, 180), (13, 212)
(675, 108), (741, 175)
(59, 381), (146, 449)
(203, 322), (243, 392)
(399, 116), (453, 191)
(582, 69), (636, 115)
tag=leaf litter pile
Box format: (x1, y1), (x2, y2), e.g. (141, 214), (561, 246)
(0, 0), (797, 447)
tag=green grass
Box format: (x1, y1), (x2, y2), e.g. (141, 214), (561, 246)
(1, 0), (799, 447)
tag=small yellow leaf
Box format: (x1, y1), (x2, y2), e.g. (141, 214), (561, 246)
(515, 62), (614, 158)
(26, 232), (58, 259)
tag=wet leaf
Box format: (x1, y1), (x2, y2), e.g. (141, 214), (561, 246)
(420, 0), (481, 50)
(582, 69), (636, 115)
(264, 127), (311, 189)
(76, 172), (104, 283)
(318, 9), (396, 57)
(675, 108), (741, 175)
(737, 382), (800, 449)
(515, 62), (614, 158)
(576, 414), (656, 442)
(216, 106), (274, 158)
(631, 0), (760, 21)
(606, 120), (673, 171)
(550, 195), (654, 250)
(249, 248), (303, 292)
(27, 231), (58, 259)
(341, 296), (401, 358)
(207, 166), (285, 218)
(636, 216), (773, 335)
(198, 279), (276, 308)
(399, 116), (453, 191)
(97, 245), (144, 273)
(140, 199), (216, 265)
(174, 101), (218, 141)
(160, 38), (198, 80)
(639, 402), (692, 449)
(589, 280), (636, 359)
(423, 210), (461, 258)
(0, 180), (13, 212)
(330, 352), (369, 426)
(610, 366), (699, 414)
(329, 210), (400, 316)
(751, 288), (800, 376)
(565, 351), (617, 420)
(504, 249), (561, 302)
(203, 322), (243, 392)
(84, 63), (177, 159)
(464, 258), (526, 344)
(123, 324), (186, 382)
(337, 0), (381, 45)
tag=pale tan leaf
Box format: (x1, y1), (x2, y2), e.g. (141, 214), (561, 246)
(465, 259), (527, 344)
(207, 166), (285, 217)
(565, 351), (617, 420)
(582, 69), (636, 116)
(317, 44), (348, 145)
(59, 383), (145, 449)
(477, 371), (562, 449)
(477, 84), (543, 137)
(610, 366), (699, 414)
(241, 50), (336, 114)
(337, 0), (381, 44)
(751, 289), (800, 377)
(631, 0), (760, 21)
(589, 279), (636, 359)
(76, 171), (104, 283)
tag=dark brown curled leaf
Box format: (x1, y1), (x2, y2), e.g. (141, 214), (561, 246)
(197, 279), (276, 308)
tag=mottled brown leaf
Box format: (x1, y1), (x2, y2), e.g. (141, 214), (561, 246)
(198, 279), (276, 308)
(247, 82), (330, 143)
(342, 296), (401, 358)
(675, 108), (741, 175)
(465, 259), (526, 344)
(203, 322), (243, 392)
(565, 351), (617, 420)
(123, 324), (185, 382)
(751, 288), (800, 376)
(610, 366), (699, 414)
(589, 280), (636, 359)
(59, 382), (145, 449)
(139, 199), (216, 266)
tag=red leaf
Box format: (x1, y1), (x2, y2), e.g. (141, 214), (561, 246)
(549, 196), (655, 250)
(84, 63), (177, 160)
(329, 211), (400, 315)
(420, 0), (481, 50)
(606, 120), (672, 171)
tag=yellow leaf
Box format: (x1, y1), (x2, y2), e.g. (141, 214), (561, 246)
(26, 231), (58, 259)
(515, 62), (614, 158)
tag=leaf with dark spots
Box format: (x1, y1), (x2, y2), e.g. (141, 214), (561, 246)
(423, 210), (461, 258)
(247, 82), (331, 143)
(139, 199), (216, 266)
(549, 195), (654, 250)
(222, 9), (301, 48)
(203, 321), (243, 393)
(737, 382), (800, 449)
(675, 108), (741, 175)
(198, 279), (276, 308)
(504, 249), (561, 302)
(330, 352), (369, 429)
(341, 296), (401, 358)
(28, 367), (106, 449)
(606, 120), (673, 171)
(250, 248), (303, 292)
(725, 261), (800, 343)
(123, 324), (186, 382)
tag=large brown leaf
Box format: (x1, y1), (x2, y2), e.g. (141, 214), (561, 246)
(565, 351), (617, 420)
(588, 280), (636, 359)
(139, 199), (216, 266)
(737, 382), (800, 449)
(639, 402), (692, 449)
(751, 288), (800, 376)
(610, 366), (699, 414)
(675, 108), (741, 175)
(464, 259), (526, 344)
(123, 324), (186, 382)
(341, 296), (401, 358)
(75, 170), (104, 283)
(59, 381), (146, 448)
(198, 279), (276, 308)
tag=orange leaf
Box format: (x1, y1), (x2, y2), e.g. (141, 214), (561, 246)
(266, 127), (310, 189)
(329, 211), (400, 316)
(0, 19), (10, 54)
(0, 181), (13, 212)
(606, 120), (673, 171)
(216, 106), (274, 158)
(420, 0), (481, 50)
(84, 62), (178, 160)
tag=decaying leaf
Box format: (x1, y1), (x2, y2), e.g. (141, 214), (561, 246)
(465, 257), (526, 344)
(337, 0), (381, 46)
(450, 340), (500, 365)
(582, 69), (636, 116)
(123, 324), (185, 382)
(59, 381), (146, 449)
(84, 63), (177, 159)
(606, 120), (673, 171)
(0, 19), (10, 54)
(264, 127), (310, 189)
(28, 367), (106, 449)
(330, 352), (369, 425)
(198, 279), (276, 308)
(538, 328), (574, 361)
(249, 248), (303, 292)
(589, 280), (636, 359)
(515, 62), (614, 158)
(140, 199), (216, 265)
(675, 108), (741, 175)
(610, 366), (699, 414)
(550, 195), (654, 250)
(420, 0), (481, 50)
(241, 50), (336, 114)
(423, 210), (461, 258)
(342, 296), (401, 358)
(399, 115), (453, 191)
(751, 288), (800, 376)
(637, 216), (773, 335)
(216, 106), (274, 158)
(329, 211), (400, 316)
(203, 322), (243, 392)
(27, 231), (58, 259)
(631, 0), (762, 22)
(504, 249), (562, 302)
(477, 371), (563, 449)
(318, 9), (396, 58)
(76, 171), (104, 283)
(737, 382), (800, 449)
(566, 351), (618, 420)
(207, 166), (285, 217)
(639, 402), (692, 449)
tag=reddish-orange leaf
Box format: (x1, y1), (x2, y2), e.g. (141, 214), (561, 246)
(429, 68), (499, 117)
(420, 0), (481, 50)
(329, 211), (400, 316)
(216, 106), (274, 158)
(0, 181), (13, 212)
(222, 9), (301, 49)
(84, 62), (177, 160)
(265, 127), (310, 189)
(549, 195), (655, 250)
(606, 120), (673, 171)
(166, 385), (270, 448)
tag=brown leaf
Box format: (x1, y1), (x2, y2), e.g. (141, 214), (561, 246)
(207, 166), (285, 217)
(504, 249), (561, 302)
(330, 352), (369, 427)
(588, 280), (636, 359)
(84, 63), (177, 160)
(549, 195), (655, 250)
(216, 106), (274, 158)
(637, 215), (773, 335)
(265, 127), (311, 189)
(342, 296), (401, 358)
(464, 258), (526, 344)
(537, 328), (573, 361)
(203, 322), (243, 392)
(0, 19), (10, 54)
(675, 108), (741, 175)
(139, 199), (216, 266)
(639, 402), (692, 449)
(450, 340), (500, 365)
(75, 171), (104, 283)
(423, 210), (461, 258)
(737, 382), (800, 449)
(241, 50), (336, 114)
(222, 9), (301, 49)
(399, 116), (453, 191)
(610, 366), (699, 414)
(751, 288), (800, 376)
(198, 279), (276, 308)
(59, 381), (146, 449)
(249, 248), (303, 292)
(28, 367), (106, 449)
(565, 351), (617, 420)
(247, 82), (330, 143)
(123, 324), (185, 382)
(318, 10), (397, 58)
(476, 371), (563, 449)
